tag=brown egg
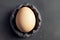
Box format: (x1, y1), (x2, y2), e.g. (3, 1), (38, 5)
(15, 7), (36, 32)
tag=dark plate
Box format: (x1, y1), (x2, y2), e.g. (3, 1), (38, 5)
(0, 0), (60, 40)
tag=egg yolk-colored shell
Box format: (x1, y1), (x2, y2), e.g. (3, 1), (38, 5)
(16, 7), (36, 32)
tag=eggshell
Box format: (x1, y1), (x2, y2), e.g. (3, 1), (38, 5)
(15, 7), (36, 32)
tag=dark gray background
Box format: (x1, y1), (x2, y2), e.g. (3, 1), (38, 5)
(0, 0), (60, 40)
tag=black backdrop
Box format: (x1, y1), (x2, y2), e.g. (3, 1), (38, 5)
(0, 0), (60, 40)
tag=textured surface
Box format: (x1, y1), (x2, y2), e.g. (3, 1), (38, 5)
(0, 0), (60, 40)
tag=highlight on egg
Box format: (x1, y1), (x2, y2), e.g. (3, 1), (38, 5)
(15, 7), (36, 32)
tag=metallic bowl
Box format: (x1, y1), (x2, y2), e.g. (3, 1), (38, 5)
(10, 3), (42, 38)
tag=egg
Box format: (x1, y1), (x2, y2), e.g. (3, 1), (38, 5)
(15, 7), (36, 32)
